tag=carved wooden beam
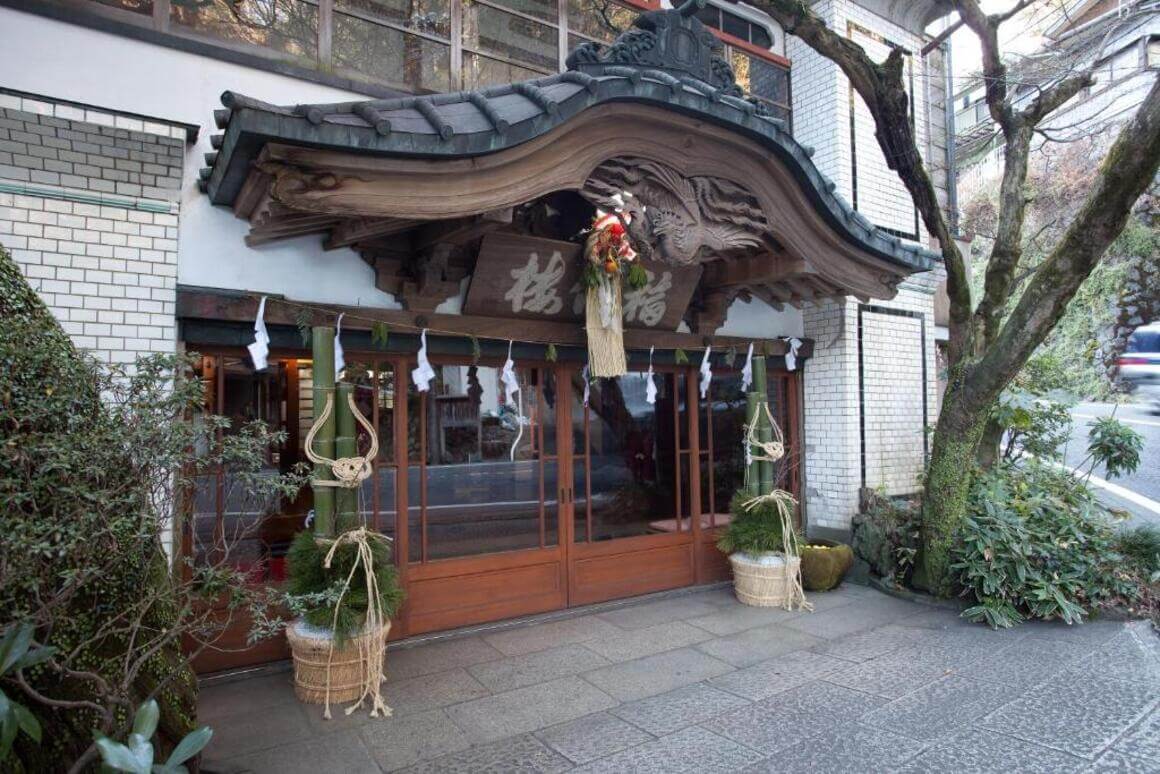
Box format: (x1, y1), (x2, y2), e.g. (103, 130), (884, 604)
(326, 217), (419, 250)
(246, 105), (916, 302)
(177, 288), (814, 357)
(246, 213), (342, 246)
(753, 284), (799, 309)
(702, 252), (806, 289)
(412, 209), (514, 252)
(784, 277), (818, 301)
(364, 243), (469, 313)
(233, 168), (272, 220)
(688, 287), (736, 335)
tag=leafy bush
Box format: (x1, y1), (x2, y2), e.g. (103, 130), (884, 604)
(0, 624), (53, 759)
(1085, 416), (1142, 480)
(994, 387), (1075, 461)
(95, 700), (211, 774)
(952, 461), (1138, 628)
(0, 245), (305, 770)
(1115, 525), (1160, 579)
(281, 531), (405, 643)
(851, 490), (922, 585)
(716, 490), (796, 556)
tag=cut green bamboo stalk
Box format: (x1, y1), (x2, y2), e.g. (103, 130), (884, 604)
(311, 326), (336, 539)
(335, 382), (358, 533)
(745, 390), (760, 497)
(752, 356), (775, 494)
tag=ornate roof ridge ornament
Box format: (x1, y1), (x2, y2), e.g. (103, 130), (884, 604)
(566, 0), (762, 113)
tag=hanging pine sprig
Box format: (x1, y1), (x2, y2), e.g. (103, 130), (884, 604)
(371, 321), (390, 349)
(546, 343), (558, 362)
(625, 262), (649, 291)
(295, 308), (312, 346)
(470, 336), (482, 364)
(674, 348), (689, 365)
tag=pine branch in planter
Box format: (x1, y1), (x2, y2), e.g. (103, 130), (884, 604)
(716, 490), (799, 556)
(285, 531), (405, 644)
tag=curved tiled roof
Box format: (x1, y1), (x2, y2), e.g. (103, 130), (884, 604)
(199, 1), (939, 273)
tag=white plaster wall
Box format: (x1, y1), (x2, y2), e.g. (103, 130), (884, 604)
(0, 7), (400, 309)
(717, 296), (804, 339)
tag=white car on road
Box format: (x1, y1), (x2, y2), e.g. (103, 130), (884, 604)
(1120, 322), (1160, 414)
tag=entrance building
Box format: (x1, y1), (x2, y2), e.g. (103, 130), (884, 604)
(0, 0), (953, 672)
(185, 0), (936, 670)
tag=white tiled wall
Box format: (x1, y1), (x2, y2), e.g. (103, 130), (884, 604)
(0, 96), (184, 366)
(791, 1), (946, 533)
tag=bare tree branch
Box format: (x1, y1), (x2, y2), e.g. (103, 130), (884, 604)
(744, 0), (972, 357)
(954, 0), (1017, 134)
(974, 75), (1160, 398)
(1022, 72), (1094, 124)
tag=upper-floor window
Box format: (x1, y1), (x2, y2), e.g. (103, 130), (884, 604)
(33, 0), (790, 124)
(695, 3), (773, 50)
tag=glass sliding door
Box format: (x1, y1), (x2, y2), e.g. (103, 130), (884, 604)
(405, 360), (559, 562)
(571, 368), (693, 543)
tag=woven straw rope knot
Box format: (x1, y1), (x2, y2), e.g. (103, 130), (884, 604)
(304, 390), (378, 488)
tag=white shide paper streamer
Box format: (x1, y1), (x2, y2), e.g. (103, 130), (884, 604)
(247, 295), (270, 371)
(699, 345), (713, 399)
(785, 337), (802, 371)
(411, 329), (435, 392)
(645, 346), (657, 405)
(740, 342), (754, 391)
(334, 313), (346, 377)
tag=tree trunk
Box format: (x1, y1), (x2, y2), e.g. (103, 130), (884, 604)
(916, 381), (986, 595)
(974, 413), (1004, 470)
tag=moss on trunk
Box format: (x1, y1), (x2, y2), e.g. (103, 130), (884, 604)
(917, 386), (986, 596)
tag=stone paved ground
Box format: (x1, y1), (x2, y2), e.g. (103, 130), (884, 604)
(199, 584), (1160, 773)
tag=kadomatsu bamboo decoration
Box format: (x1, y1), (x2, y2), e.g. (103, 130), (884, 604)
(720, 354), (811, 612)
(311, 326), (337, 537)
(284, 326), (403, 721)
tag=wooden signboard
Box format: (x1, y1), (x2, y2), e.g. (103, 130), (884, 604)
(464, 233), (701, 330)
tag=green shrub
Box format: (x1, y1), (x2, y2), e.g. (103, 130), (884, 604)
(1085, 416), (1143, 480)
(1115, 524), (1160, 578)
(952, 461), (1138, 628)
(994, 387), (1075, 461)
(716, 490), (797, 556)
(284, 531), (405, 643)
(1, 244), (304, 770)
(851, 491), (922, 585)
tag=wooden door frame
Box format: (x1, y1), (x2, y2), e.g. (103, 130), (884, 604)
(564, 364), (701, 606)
(184, 342), (804, 668)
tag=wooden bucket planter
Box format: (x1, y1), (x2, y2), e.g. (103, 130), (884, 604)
(728, 552), (801, 607)
(286, 619), (391, 705)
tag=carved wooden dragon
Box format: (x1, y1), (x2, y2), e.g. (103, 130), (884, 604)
(582, 156), (771, 265)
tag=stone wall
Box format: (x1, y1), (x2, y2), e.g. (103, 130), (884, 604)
(0, 93), (186, 366)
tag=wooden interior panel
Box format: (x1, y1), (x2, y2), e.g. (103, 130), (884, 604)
(189, 609), (289, 675)
(570, 540), (695, 606)
(406, 559), (565, 634)
(698, 533), (734, 584)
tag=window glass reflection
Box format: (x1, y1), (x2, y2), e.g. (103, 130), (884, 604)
(415, 363), (557, 560)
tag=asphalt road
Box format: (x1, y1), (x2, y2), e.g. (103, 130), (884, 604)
(1062, 401), (1160, 528)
